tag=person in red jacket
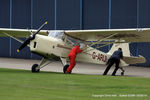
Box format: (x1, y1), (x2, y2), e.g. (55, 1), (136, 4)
(66, 43), (83, 73)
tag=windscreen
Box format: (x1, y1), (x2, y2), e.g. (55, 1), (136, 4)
(48, 31), (64, 40)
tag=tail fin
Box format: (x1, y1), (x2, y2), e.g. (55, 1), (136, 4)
(108, 43), (146, 66)
(108, 43), (130, 56)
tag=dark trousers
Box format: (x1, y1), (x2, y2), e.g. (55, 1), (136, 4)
(103, 58), (120, 75)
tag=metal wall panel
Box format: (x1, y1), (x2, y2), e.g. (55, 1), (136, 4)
(129, 43), (137, 57)
(12, 0), (31, 28)
(32, 0), (54, 30)
(0, 0), (10, 57)
(0, 37), (10, 57)
(136, 43), (150, 66)
(56, 0), (80, 30)
(111, 0), (137, 28)
(0, 0), (150, 66)
(83, 0), (109, 29)
(11, 0), (31, 58)
(135, 0), (150, 66)
(31, 53), (42, 59)
(11, 38), (31, 59)
(139, 0), (150, 27)
(0, 0), (10, 28)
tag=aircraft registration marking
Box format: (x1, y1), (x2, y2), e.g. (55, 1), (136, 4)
(92, 52), (107, 62)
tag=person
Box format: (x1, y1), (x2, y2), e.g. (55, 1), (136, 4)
(103, 48), (123, 76)
(65, 43), (83, 74)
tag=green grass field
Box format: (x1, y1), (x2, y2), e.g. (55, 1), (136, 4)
(0, 68), (150, 100)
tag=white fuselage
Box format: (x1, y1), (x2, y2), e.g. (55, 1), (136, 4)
(30, 34), (143, 67)
(76, 46), (110, 65)
(30, 34), (67, 57)
(29, 34), (111, 65)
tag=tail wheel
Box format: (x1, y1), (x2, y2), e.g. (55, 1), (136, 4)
(119, 67), (125, 76)
(121, 72), (124, 76)
(32, 64), (40, 73)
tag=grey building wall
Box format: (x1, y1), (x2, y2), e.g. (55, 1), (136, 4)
(0, 0), (150, 66)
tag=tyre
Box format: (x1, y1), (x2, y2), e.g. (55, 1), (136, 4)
(63, 64), (69, 73)
(32, 64), (40, 73)
(121, 72), (124, 76)
(63, 64), (71, 74)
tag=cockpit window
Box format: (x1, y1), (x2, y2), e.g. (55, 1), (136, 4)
(48, 31), (64, 39)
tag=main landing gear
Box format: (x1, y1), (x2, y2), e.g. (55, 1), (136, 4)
(63, 64), (69, 73)
(60, 57), (72, 74)
(31, 57), (52, 73)
(32, 64), (39, 72)
(63, 64), (72, 74)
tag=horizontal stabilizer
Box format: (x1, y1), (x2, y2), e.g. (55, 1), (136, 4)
(123, 55), (146, 64)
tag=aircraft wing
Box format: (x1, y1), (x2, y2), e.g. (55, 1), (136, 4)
(65, 28), (150, 42)
(0, 28), (48, 38)
(1, 28), (150, 42)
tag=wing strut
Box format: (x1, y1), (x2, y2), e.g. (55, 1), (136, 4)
(3, 32), (24, 44)
(82, 33), (119, 52)
(89, 33), (118, 47)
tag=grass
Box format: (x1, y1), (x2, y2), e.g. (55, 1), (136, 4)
(0, 68), (150, 100)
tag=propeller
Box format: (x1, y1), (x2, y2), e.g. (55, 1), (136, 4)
(17, 21), (48, 52)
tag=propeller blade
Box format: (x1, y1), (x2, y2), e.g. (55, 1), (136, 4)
(17, 37), (31, 52)
(32, 21), (48, 38)
(17, 21), (48, 52)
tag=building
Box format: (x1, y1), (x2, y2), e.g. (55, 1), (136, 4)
(0, 0), (150, 66)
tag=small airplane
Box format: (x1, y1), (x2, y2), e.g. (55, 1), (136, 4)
(0, 21), (149, 75)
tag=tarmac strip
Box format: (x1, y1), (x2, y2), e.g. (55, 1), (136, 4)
(0, 57), (150, 78)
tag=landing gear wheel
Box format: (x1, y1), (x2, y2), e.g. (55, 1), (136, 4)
(121, 72), (124, 76)
(119, 67), (125, 76)
(32, 64), (40, 73)
(63, 64), (71, 74)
